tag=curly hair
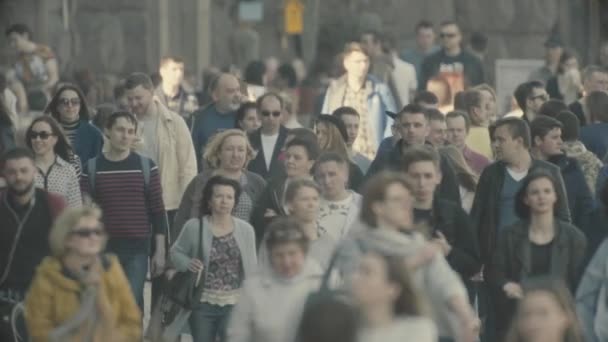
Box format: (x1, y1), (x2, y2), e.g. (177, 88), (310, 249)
(203, 129), (257, 170)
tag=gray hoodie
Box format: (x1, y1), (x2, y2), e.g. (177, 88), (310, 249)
(332, 227), (468, 338)
(227, 259), (323, 342)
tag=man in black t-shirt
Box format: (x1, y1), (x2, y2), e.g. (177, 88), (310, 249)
(401, 145), (481, 279)
(420, 21), (484, 92)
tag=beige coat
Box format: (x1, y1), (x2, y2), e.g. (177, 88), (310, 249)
(136, 98), (197, 210)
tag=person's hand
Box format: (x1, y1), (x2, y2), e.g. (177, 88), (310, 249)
(188, 258), (204, 273)
(431, 231), (452, 256)
(503, 282), (523, 299)
(264, 209), (278, 218)
(151, 251), (166, 278)
(458, 316), (481, 342)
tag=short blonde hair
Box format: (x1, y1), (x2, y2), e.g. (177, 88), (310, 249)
(203, 129), (257, 170)
(49, 205), (104, 257)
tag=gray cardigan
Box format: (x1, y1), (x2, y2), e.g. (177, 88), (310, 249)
(170, 216), (258, 283)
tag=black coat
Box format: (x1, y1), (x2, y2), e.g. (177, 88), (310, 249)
(417, 199), (481, 278)
(488, 219), (586, 332)
(366, 140), (462, 206)
(548, 154), (594, 230)
(470, 158), (571, 265)
(250, 176), (290, 247)
(247, 126), (289, 180)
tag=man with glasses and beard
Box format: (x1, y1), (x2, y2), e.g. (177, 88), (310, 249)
(420, 21), (484, 92)
(0, 148), (66, 340)
(248, 92), (289, 179)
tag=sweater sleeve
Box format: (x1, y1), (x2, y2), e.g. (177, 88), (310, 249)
(226, 283), (255, 342)
(148, 164), (168, 236)
(170, 219), (199, 272)
(171, 176), (197, 243)
(576, 240), (608, 342)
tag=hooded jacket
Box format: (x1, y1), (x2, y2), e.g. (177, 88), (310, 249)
(24, 255), (141, 342)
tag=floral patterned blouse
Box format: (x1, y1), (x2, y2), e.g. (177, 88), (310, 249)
(201, 232), (243, 306)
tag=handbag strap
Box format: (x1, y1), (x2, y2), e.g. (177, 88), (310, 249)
(198, 218), (203, 260)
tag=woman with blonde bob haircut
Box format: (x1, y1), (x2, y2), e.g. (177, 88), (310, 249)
(173, 129), (266, 237)
(25, 206), (141, 342)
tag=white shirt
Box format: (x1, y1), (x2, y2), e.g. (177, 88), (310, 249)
(318, 193), (354, 241)
(261, 132), (279, 170)
(391, 54), (418, 107)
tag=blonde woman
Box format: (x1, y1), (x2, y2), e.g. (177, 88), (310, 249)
(439, 145), (478, 213)
(314, 114), (364, 191)
(25, 206), (141, 342)
(173, 129), (266, 237)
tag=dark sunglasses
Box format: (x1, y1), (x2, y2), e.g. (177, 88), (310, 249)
(58, 98), (81, 107)
(440, 32), (457, 39)
(70, 227), (105, 238)
(261, 110), (282, 117)
(529, 94), (548, 101)
(29, 131), (54, 140)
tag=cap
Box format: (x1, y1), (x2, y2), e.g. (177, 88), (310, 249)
(316, 114), (349, 142)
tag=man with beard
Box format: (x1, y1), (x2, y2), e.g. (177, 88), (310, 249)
(191, 73), (243, 170)
(0, 147), (66, 340)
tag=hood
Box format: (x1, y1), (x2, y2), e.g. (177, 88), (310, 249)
(34, 256), (82, 292)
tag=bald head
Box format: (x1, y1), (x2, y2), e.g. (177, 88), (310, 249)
(212, 73), (242, 113)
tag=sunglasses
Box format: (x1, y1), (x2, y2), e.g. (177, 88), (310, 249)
(529, 94), (548, 101)
(70, 227), (105, 238)
(440, 32), (457, 39)
(261, 110), (282, 117)
(58, 98), (81, 107)
(29, 131), (54, 140)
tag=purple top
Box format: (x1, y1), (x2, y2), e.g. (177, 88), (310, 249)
(463, 145), (491, 175)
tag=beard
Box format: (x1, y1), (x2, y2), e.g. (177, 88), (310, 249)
(8, 181), (34, 197)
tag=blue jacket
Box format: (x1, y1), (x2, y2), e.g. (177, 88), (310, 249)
(190, 103), (237, 171)
(580, 123), (608, 160)
(73, 121), (103, 164)
(549, 154), (594, 230)
(321, 75), (396, 149)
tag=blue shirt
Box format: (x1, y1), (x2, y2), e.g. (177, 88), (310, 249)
(191, 104), (237, 169)
(498, 169), (524, 231)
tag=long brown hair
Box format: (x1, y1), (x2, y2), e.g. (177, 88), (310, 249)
(374, 251), (426, 316)
(26, 115), (75, 162)
(45, 83), (91, 122)
(505, 277), (584, 342)
(315, 121), (350, 160)
(439, 145), (478, 192)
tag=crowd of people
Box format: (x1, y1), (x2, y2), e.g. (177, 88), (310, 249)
(2, 17), (608, 342)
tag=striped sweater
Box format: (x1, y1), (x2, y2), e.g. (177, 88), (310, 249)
(80, 153), (167, 239)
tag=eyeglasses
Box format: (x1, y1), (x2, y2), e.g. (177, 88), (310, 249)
(58, 98), (81, 107)
(28, 131), (54, 140)
(440, 32), (457, 39)
(261, 110), (282, 117)
(70, 227), (105, 238)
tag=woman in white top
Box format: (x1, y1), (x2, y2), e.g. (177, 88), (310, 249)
(227, 217), (323, 342)
(26, 116), (82, 207)
(352, 250), (437, 342)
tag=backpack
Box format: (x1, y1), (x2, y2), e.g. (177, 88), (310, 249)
(87, 153), (151, 201)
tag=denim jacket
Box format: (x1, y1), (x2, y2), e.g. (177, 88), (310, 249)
(321, 75), (396, 148)
(576, 238), (608, 342)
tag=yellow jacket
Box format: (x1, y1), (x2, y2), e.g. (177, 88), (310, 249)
(24, 255), (141, 342)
